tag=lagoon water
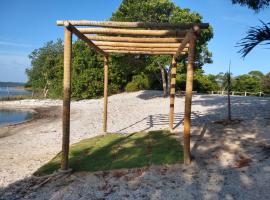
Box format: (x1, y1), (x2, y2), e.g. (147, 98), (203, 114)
(0, 109), (33, 126)
(0, 87), (33, 126)
(0, 87), (31, 97)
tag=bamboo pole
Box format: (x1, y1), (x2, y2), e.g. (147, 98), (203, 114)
(99, 46), (184, 52)
(183, 32), (196, 165)
(64, 22), (108, 56)
(169, 57), (177, 131)
(78, 28), (187, 37)
(61, 27), (72, 171)
(87, 36), (183, 43)
(57, 20), (209, 30)
(103, 50), (181, 55)
(103, 56), (109, 133)
(94, 41), (183, 48)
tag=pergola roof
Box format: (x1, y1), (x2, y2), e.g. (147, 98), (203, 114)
(57, 20), (209, 58)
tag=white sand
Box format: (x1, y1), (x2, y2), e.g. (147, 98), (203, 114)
(0, 90), (270, 199)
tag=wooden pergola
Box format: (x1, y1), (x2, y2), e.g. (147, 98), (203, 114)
(57, 20), (209, 170)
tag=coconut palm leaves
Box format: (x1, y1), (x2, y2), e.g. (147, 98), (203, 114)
(237, 20), (270, 57)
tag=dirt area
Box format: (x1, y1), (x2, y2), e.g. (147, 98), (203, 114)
(0, 91), (270, 199)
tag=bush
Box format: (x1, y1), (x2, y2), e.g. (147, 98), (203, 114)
(125, 74), (152, 92)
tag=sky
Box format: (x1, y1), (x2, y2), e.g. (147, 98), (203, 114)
(0, 0), (269, 82)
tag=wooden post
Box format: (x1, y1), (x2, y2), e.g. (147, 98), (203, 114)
(61, 27), (72, 170)
(183, 33), (196, 165)
(169, 57), (177, 132)
(103, 56), (109, 133)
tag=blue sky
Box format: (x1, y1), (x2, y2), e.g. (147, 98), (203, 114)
(0, 0), (269, 82)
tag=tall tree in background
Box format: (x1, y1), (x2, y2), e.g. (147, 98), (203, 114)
(26, 40), (63, 98)
(111, 0), (213, 96)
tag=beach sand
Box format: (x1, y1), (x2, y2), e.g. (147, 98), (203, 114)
(0, 90), (270, 199)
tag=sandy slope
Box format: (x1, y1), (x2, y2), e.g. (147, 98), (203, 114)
(0, 91), (270, 199)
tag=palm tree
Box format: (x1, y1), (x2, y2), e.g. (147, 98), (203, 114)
(237, 20), (270, 57)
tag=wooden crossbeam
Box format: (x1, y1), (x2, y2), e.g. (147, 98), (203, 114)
(99, 46), (188, 52)
(94, 41), (182, 48)
(57, 20), (209, 30)
(87, 36), (183, 43)
(173, 32), (192, 59)
(78, 28), (187, 37)
(64, 22), (108, 56)
(104, 50), (186, 55)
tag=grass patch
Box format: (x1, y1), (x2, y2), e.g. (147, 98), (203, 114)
(34, 130), (183, 176)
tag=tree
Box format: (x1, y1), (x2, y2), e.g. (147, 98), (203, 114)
(232, 71), (264, 93)
(231, 0), (270, 11)
(231, 0), (270, 57)
(237, 21), (270, 57)
(262, 72), (270, 93)
(26, 0), (213, 98)
(111, 0), (213, 96)
(26, 40), (63, 98)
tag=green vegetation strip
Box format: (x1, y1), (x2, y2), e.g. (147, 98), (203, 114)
(35, 130), (183, 176)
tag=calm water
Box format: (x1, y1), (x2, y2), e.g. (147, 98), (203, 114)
(0, 87), (33, 126)
(0, 87), (31, 97)
(0, 109), (33, 126)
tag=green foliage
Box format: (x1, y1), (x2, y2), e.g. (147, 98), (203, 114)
(262, 72), (270, 93)
(26, 0), (214, 98)
(175, 69), (219, 92)
(233, 73), (262, 93)
(125, 74), (152, 92)
(111, 0), (213, 90)
(34, 130), (183, 176)
(237, 21), (270, 57)
(26, 39), (64, 98)
(231, 0), (270, 11)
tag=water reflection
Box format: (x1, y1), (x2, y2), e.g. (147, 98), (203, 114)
(0, 109), (33, 126)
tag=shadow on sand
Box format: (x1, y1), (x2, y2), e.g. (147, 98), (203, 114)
(1, 93), (270, 199)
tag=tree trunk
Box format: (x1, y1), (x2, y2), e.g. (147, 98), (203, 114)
(158, 62), (167, 97)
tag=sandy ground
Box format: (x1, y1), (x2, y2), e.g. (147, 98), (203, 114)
(0, 90), (270, 199)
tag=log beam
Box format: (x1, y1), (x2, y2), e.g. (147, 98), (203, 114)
(64, 22), (108, 56)
(57, 20), (209, 30)
(103, 56), (109, 133)
(78, 28), (187, 37)
(104, 50), (181, 55)
(183, 32), (196, 165)
(99, 46), (186, 52)
(87, 36), (183, 43)
(174, 26), (200, 60)
(94, 41), (183, 48)
(61, 27), (72, 171)
(169, 57), (177, 131)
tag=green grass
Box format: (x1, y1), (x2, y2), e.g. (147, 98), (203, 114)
(34, 130), (183, 176)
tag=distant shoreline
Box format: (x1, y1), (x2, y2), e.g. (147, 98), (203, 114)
(0, 81), (26, 88)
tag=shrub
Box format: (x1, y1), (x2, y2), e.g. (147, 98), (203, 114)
(125, 74), (152, 92)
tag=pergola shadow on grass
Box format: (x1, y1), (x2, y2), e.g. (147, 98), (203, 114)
(57, 20), (209, 171)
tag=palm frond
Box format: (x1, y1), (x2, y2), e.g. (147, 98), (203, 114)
(237, 20), (270, 57)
